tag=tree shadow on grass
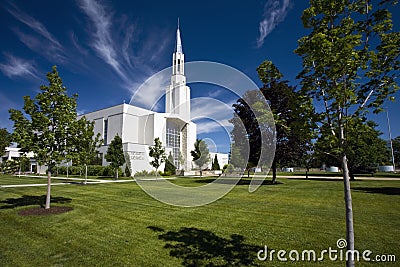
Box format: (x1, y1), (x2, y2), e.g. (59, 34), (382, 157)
(194, 178), (283, 186)
(352, 187), (400, 195)
(147, 226), (261, 266)
(0, 195), (72, 209)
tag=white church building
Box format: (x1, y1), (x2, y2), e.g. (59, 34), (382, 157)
(81, 26), (197, 175)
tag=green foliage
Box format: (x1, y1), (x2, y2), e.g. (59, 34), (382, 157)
(295, 1), (399, 150)
(9, 66), (80, 169)
(56, 165), (122, 177)
(0, 128), (12, 156)
(149, 137), (166, 175)
(134, 170), (161, 177)
(164, 152), (176, 176)
(211, 154), (220, 170)
(71, 116), (102, 168)
(231, 61), (316, 181)
(191, 139), (210, 175)
(391, 136), (400, 167)
(316, 120), (391, 174)
(0, 159), (19, 174)
(124, 165), (131, 177)
(105, 135), (125, 179)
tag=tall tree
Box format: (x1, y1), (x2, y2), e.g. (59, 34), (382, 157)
(105, 135), (125, 180)
(212, 154), (220, 170)
(0, 128), (12, 156)
(295, 1), (399, 266)
(230, 61), (315, 183)
(9, 66), (80, 209)
(72, 117), (102, 183)
(191, 139), (210, 176)
(149, 137), (166, 177)
(164, 152), (176, 176)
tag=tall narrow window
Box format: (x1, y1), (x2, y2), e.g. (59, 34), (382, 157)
(103, 119), (108, 145)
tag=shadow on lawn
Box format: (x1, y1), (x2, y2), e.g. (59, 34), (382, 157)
(0, 195), (72, 209)
(352, 187), (400, 196)
(194, 178), (283, 186)
(147, 226), (260, 266)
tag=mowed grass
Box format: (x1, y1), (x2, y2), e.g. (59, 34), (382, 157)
(0, 175), (399, 266)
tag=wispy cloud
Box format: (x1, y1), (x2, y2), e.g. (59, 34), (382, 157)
(0, 53), (39, 80)
(77, 0), (171, 101)
(78, 0), (128, 81)
(6, 2), (65, 62)
(257, 0), (292, 48)
(191, 98), (235, 134)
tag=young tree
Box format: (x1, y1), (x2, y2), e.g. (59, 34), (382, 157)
(105, 135), (125, 180)
(72, 117), (102, 184)
(212, 154), (220, 170)
(164, 152), (176, 176)
(149, 137), (166, 177)
(9, 66), (81, 209)
(191, 139), (210, 176)
(295, 2), (399, 265)
(0, 128), (12, 156)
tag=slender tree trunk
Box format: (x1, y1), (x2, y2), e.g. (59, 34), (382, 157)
(115, 168), (119, 180)
(84, 164), (88, 184)
(271, 160), (277, 184)
(342, 155), (355, 267)
(45, 170), (51, 209)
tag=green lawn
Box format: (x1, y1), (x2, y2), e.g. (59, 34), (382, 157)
(0, 175), (398, 266)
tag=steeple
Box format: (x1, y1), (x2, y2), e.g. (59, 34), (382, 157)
(176, 18), (183, 53)
(166, 20), (190, 122)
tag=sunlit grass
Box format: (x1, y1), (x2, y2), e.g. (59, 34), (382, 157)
(0, 174), (398, 266)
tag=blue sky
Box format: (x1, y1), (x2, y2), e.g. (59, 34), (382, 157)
(0, 0), (399, 154)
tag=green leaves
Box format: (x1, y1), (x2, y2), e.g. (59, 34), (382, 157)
(191, 139), (210, 170)
(105, 135), (125, 169)
(9, 66), (83, 168)
(149, 137), (166, 172)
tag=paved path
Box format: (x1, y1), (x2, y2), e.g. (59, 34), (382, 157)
(254, 175), (400, 181)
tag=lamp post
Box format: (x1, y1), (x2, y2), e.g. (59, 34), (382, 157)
(386, 108), (396, 171)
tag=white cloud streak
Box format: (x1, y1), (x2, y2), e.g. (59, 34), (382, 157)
(257, 0), (291, 48)
(78, 0), (127, 81)
(0, 53), (39, 80)
(6, 3), (65, 62)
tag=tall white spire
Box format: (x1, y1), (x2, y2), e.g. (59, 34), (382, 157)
(176, 18), (183, 54)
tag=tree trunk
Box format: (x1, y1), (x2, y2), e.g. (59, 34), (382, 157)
(45, 170), (51, 209)
(271, 160), (277, 184)
(115, 168), (119, 180)
(342, 155), (355, 267)
(84, 164), (88, 184)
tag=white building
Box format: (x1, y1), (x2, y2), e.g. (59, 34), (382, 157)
(81, 26), (197, 175)
(208, 152), (229, 170)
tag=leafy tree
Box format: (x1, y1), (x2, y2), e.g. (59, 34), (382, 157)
(72, 117), (102, 183)
(315, 120), (391, 178)
(212, 154), (220, 170)
(231, 61), (316, 183)
(0, 128), (12, 156)
(9, 66), (81, 209)
(105, 135), (125, 180)
(393, 136), (400, 168)
(191, 139), (210, 176)
(164, 152), (176, 176)
(149, 137), (166, 177)
(295, 1), (399, 265)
